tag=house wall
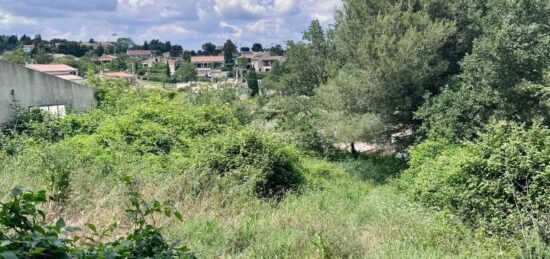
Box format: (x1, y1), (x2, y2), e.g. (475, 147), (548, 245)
(0, 61), (97, 123)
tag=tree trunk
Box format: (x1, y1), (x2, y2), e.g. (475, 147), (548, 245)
(350, 142), (358, 157)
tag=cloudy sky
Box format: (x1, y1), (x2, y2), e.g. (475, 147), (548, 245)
(0, 0), (342, 49)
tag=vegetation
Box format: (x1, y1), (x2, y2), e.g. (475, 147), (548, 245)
(1, 0), (550, 257)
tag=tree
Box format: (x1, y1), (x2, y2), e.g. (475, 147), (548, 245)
(170, 45), (183, 57)
(252, 43), (263, 52)
(328, 2), (455, 127)
(95, 45), (105, 57)
(19, 35), (32, 45)
(201, 42), (217, 55)
(223, 39), (237, 71)
(143, 41), (149, 50)
(182, 51), (192, 62)
(174, 62), (198, 82)
(115, 38), (134, 53)
(34, 49), (53, 64)
(4, 48), (30, 64)
(247, 71), (259, 97)
(417, 0), (550, 142)
(32, 34), (43, 45)
(269, 44), (284, 56)
(240, 47), (250, 52)
(315, 67), (385, 154)
(272, 20), (329, 96)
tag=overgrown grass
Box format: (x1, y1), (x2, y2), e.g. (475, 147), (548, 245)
(0, 79), (532, 258)
(0, 157), (517, 258)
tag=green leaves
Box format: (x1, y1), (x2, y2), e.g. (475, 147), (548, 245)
(0, 186), (194, 258)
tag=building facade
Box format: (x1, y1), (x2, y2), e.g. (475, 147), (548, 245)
(0, 61), (96, 122)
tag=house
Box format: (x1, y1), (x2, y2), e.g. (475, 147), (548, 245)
(244, 52), (285, 73)
(101, 71), (137, 84)
(23, 45), (35, 53)
(141, 56), (180, 75)
(97, 55), (116, 63)
(0, 61), (96, 122)
(126, 50), (152, 58)
(191, 56), (224, 69)
(236, 52), (285, 74)
(25, 64), (84, 83)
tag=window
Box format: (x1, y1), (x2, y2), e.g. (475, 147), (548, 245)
(31, 104), (67, 118)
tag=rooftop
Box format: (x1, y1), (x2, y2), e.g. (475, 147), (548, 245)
(127, 50), (152, 56)
(26, 64), (77, 73)
(191, 56), (225, 63)
(97, 55), (116, 62)
(55, 74), (84, 82)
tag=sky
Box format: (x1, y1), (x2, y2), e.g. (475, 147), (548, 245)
(0, 0), (342, 50)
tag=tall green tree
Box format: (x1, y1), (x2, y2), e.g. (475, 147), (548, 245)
(247, 71), (259, 97)
(417, 0), (550, 142)
(252, 43), (263, 52)
(223, 39), (236, 71)
(201, 42), (217, 55)
(327, 1), (455, 127)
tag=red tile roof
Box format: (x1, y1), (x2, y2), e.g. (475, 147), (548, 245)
(191, 56), (225, 63)
(97, 55), (115, 62)
(126, 50), (152, 56)
(26, 64), (77, 73)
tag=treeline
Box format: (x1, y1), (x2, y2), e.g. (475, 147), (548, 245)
(1, 33), (283, 60)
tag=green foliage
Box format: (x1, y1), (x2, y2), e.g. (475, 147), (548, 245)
(403, 121), (550, 241)
(417, 0), (550, 142)
(192, 130), (304, 198)
(246, 71), (259, 97)
(4, 48), (30, 64)
(0, 188), (73, 258)
(175, 62), (198, 82)
(331, 2), (455, 125)
(0, 186), (195, 258)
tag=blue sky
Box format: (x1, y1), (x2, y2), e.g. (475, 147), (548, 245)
(0, 0), (342, 49)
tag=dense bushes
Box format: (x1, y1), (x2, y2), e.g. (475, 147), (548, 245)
(0, 78), (304, 202)
(402, 121), (550, 240)
(192, 130), (304, 198)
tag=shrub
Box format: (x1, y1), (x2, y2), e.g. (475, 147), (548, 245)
(193, 130), (304, 198)
(403, 121), (550, 240)
(0, 188), (73, 258)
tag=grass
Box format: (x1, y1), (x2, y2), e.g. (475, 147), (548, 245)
(0, 155), (515, 258)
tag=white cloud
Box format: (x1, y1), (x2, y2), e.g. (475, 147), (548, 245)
(0, 0), (342, 49)
(0, 10), (36, 28)
(137, 23), (194, 42)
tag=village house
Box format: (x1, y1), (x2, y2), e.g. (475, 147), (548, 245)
(126, 50), (152, 58)
(97, 55), (116, 63)
(0, 61), (96, 122)
(239, 52), (285, 73)
(25, 64), (85, 84)
(142, 55), (180, 75)
(100, 71), (137, 84)
(191, 56), (225, 78)
(23, 45), (35, 53)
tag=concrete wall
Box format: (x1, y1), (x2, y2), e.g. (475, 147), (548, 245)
(0, 61), (96, 123)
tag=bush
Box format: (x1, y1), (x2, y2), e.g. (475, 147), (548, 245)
(192, 130), (304, 198)
(403, 121), (550, 240)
